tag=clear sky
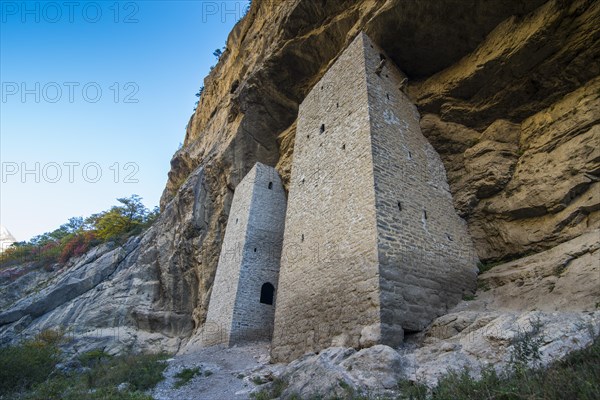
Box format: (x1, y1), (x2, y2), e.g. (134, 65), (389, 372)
(0, 0), (250, 242)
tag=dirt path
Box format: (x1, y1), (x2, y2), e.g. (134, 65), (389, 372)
(152, 342), (271, 400)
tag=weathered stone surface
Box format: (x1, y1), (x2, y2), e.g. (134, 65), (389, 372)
(202, 163), (286, 346)
(256, 345), (404, 399)
(473, 229), (600, 312)
(409, 0), (600, 130)
(405, 310), (600, 387)
(469, 78), (600, 260)
(339, 345), (404, 389)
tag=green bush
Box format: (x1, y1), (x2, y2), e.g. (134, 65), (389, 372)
(83, 352), (168, 391)
(1, 338), (168, 400)
(173, 367), (201, 388)
(400, 335), (600, 400)
(0, 330), (63, 395)
(251, 378), (289, 400)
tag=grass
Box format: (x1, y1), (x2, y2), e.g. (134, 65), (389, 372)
(173, 367), (202, 389)
(0, 330), (62, 395)
(250, 377), (288, 400)
(0, 330), (169, 400)
(462, 294), (476, 301)
(477, 260), (504, 274)
(401, 334), (600, 400)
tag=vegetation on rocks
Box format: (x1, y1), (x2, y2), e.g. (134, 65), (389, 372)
(0, 329), (169, 400)
(399, 335), (600, 400)
(249, 336), (600, 400)
(173, 367), (201, 388)
(0, 195), (158, 271)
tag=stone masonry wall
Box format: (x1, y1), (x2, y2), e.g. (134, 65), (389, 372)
(271, 33), (381, 362)
(363, 36), (478, 336)
(203, 163), (286, 345)
(271, 33), (477, 362)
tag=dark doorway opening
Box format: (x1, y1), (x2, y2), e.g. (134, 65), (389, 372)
(260, 282), (275, 305)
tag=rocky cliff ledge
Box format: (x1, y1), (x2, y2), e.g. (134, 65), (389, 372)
(162, 0), (598, 329)
(1, 0), (598, 366)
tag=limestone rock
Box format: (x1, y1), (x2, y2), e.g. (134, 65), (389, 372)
(155, 0), (599, 345)
(268, 345), (404, 399)
(279, 348), (358, 399)
(0, 166), (213, 353)
(405, 311), (600, 387)
(340, 345), (405, 389)
(474, 229), (600, 312)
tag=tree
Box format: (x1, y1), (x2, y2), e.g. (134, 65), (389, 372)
(213, 48), (222, 60)
(92, 195), (149, 241)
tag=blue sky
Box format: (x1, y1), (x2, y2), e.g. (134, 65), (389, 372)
(0, 0), (250, 241)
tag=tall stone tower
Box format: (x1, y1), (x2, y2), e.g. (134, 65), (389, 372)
(271, 33), (478, 362)
(203, 162), (287, 346)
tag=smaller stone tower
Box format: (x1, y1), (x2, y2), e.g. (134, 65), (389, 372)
(203, 163), (287, 346)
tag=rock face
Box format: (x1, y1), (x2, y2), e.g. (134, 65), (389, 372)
(0, 0), (598, 369)
(271, 33), (477, 362)
(203, 163), (286, 346)
(474, 229), (600, 312)
(164, 0), (598, 344)
(0, 167), (214, 353)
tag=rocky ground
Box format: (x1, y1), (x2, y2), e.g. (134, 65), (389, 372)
(148, 308), (599, 399)
(152, 342), (271, 400)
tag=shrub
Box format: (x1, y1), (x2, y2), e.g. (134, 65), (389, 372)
(400, 335), (600, 400)
(83, 352), (168, 391)
(20, 350), (168, 399)
(251, 378), (288, 400)
(0, 330), (63, 395)
(173, 367), (201, 388)
(59, 231), (98, 263)
(0, 195), (159, 271)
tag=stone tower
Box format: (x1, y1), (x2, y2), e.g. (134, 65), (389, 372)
(271, 33), (478, 362)
(203, 162), (287, 346)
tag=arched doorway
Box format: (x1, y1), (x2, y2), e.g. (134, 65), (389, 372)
(260, 282), (275, 305)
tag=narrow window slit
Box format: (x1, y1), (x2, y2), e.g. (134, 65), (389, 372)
(268, 182), (273, 190)
(320, 124), (325, 134)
